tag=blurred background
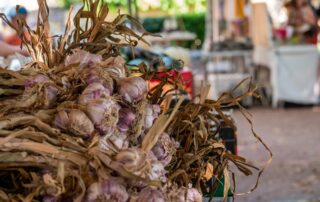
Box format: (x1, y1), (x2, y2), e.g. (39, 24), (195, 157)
(1, 0), (320, 201)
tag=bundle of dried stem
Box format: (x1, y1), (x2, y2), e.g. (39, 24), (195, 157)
(0, 0), (271, 201)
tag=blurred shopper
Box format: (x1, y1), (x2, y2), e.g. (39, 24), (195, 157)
(0, 41), (28, 57)
(5, 6), (29, 46)
(285, 0), (317, 43)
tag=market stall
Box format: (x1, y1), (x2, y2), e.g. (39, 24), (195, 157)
(202, 50), (253, 105)
(270, 45), (320, 107)
(250, 1), (320, 107)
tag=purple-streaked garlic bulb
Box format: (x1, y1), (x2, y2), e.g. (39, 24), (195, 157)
(85, 179), (129, 202)
(100, 132), (129, 154)
(54, 109), (94, 138)
(134, 187), (167, 202)
(65, 49), (102, 67)
(82, 67), (114, 92)
(101, 56), (127, 79)
(85, 72), (102, 85)
(24, 74), (58, 107)
(24, 74), (49, 90)
(117, 77), (147, 103)
(78, 82), (111, 105)
(43, 85), (58, 107)
(42, 195), (58, 202)
(117, 108), (136, 132)
(170, 187), (202, 202)
(148, 160), (167, 182)
(151, 133), (179, 166)
(86, 98), (120, 136)
(115, 148), (147, 173)
(144, 104), (161, 129)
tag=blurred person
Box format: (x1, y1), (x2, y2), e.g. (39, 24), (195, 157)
(4, 6), (29, 46)
(285, 0), (317, 43)
(0, 40), (28, 57)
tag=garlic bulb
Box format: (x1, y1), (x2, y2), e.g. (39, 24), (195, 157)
(148, 160), (167, 182)
(78, 83), (111, 105)
(82, 67), (114, 92)
(134, 187), (166, 202)
(151, 133), (179, 166)
(115, 148), (147, 173)
(144, 104), (161, 130)
(54, 109), (94, 138)
(100, 132), (129, 154)
(85, 179), (129, 202)
(24, 74), (49, 89)
(118, 77), (147, 103)
(170, 187), (202, 202)
(65, 49), (102, 67)
(101, 56), (127, 79)
(44, 85), (58, 107)
(117, 108), (136, 132)
(24, 74), (58, 107)
(42, 195), (58, 202)
(86, 98), (120, 136)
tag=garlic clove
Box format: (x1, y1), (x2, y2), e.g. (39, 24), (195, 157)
(44, 85), (58, 107)
(42, 195), (58, 202)
(99, 132), (129, 154)
(144, 104), (161, 130)
(148, 161), (167, 182)
(68, 109), (95, 138)
(65, 49), (102, 67)
(86, 98), (120, 136)
(118, 77), (147, 103)
(86, 179), (129, 202)
(24, 74), (50, 90)
(117, 108), (136, 132)
(170, 187), (202, 202)
(54, 109), (94, 138)
(54, 110), (69, 131)
(151, 133), (178, 167)
(82, 68), (114, 93)
(86, 182), (102, 202)
(115, 148), (147, 172)
(78, 82), (111, 105)
(135, 187), (167, 202)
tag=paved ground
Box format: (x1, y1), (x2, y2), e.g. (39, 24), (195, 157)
(232, 107), (320, 202)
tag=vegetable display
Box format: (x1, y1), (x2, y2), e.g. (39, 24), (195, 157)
(0, 0), (272, 201)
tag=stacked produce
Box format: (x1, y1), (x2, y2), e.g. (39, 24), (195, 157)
(0, 0), (271, 201)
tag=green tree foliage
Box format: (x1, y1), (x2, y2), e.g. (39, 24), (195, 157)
(61, 0), (206, 13)
(61, 0), (127, 9)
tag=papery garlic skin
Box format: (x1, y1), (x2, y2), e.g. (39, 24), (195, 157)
(117, 108), (136, 132)
(115, 148), (147, 173)
(24, 74), (49, 89)
(118, 77), (147, 103)
(144, 104), (160, 130)
(78, 82), (110, 105)
(45, 85), (58, 106)
(100, 132), (128, 154)
(134, 187), (167, 202)
(54, 110), (69, 131)
(86, 98), (120, 136)
(81, 68), (114, 93)
(65, 49), (102, 67)
(85, 179), (129, 202)
(54, 109), (94, 138)
(170, 187), (202, 202)
(42, 195), (58, 202)
(148, 160), (167, 182)
(101, 56), (127, 79)
(152, 133), (179, 166)
(24, 74), (58, 107)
